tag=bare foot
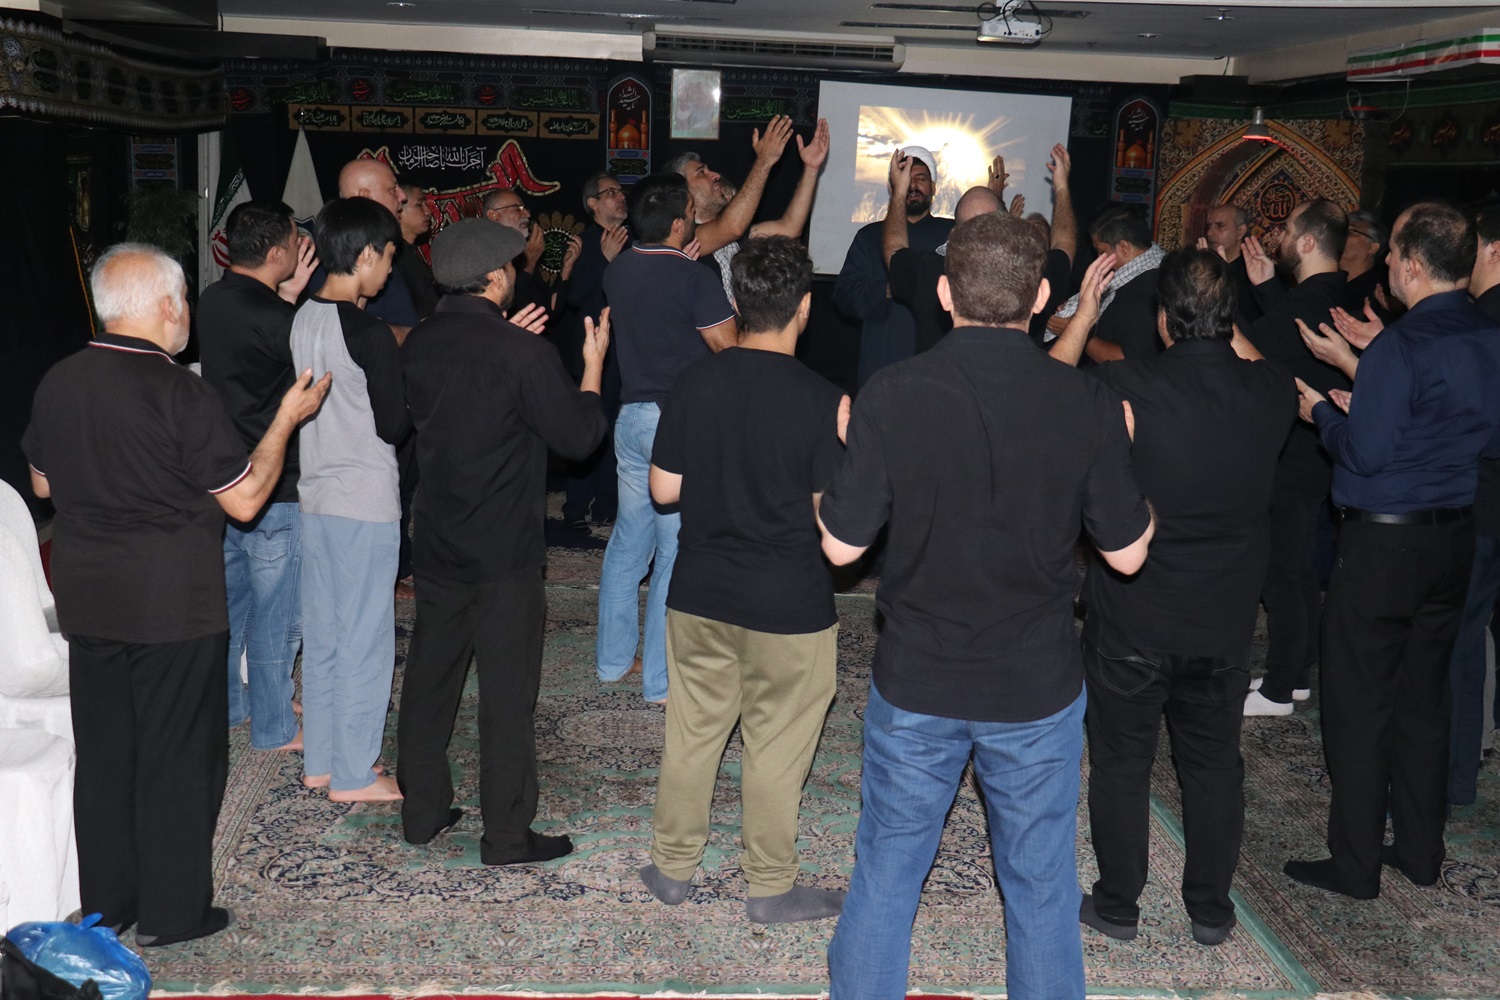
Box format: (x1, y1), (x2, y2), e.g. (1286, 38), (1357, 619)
(628, 656), (643, 676)
(291, 699), (303, 715)
(264, 727), (303, 752)
(394, 577), (416, 601)
(329, 774), (403, 802)
(303, 763), (383, 789)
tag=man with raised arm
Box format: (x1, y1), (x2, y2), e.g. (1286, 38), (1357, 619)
(820, 211), (1154, 1000)
(25, 243), (328, 947)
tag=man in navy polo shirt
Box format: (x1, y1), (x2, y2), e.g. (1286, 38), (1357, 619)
(596, 174), (737, 704)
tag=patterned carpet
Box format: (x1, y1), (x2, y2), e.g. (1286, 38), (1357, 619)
(134, 532), (1500, 998)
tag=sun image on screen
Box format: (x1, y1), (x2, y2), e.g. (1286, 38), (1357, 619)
(852, 106), (1022, 224)
(809, 81), (1072, 274)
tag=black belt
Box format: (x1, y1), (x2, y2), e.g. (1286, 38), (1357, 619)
(1340, 506), (1472, 525)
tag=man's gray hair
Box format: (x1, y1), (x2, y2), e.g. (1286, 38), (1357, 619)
(90, 243), (186, 325)
(662, 151), (702, 177)
(581, 171), (618, 213)
(1348, 209), (1388, 249)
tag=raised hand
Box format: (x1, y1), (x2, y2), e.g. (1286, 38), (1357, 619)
(523, 223), (545, 270)
(506, 302), (548, 335)
(583, 306), (611, 368)
(601, 225), (629, 262)
(1330, 300), (1384, 349)
(277, 234), (320, 303)
(1077, 252), (1117, 321)
(1328, 388), (1352, 413)
(1047, 143), (1071, 190)
(1296, 316), (1357, 374)
(560, 233), (583, 279)
(1009, 194), (1025, 218)
(987, 155), (1009, 196)
(888, 149), (911, 196)
(278, 368), (333, 426)
(1241, 234), (1275, 285)
(1294, 376), (1327, 423)
(752, 115), (794, 165)
(682, 238), (702, 261)
(798, 117), (830, 170)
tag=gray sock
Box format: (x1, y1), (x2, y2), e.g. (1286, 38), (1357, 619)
(745, 885), (846, 924)
(639, 863), (691, 905)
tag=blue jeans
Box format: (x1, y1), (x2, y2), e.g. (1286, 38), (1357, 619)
(225, 502), (303, 750)
(1449, 533), (1500, 805)
(829, 682), (1086, 1000)
(596, 402), (678, 702)
(300, 513), (399, 791)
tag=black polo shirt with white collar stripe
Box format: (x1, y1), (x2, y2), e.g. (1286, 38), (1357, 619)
(23, 332), (251, 643)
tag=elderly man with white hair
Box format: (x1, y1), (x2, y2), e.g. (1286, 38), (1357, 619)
(23, 243), (328, 947)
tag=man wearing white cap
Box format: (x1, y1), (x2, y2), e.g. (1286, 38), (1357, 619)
(834, 144), (953, 385)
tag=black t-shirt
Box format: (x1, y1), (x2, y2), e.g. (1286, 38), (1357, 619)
(653, 347), (844, 634)
(819, 326), (1151, 723)
(1094, 267), (1163, 361)
(887, 248), (950, 356)
(602, 243), (735, 404)
(197, 270), (300, 507)
(1029, 248), (1073, 348)
(1085, 340), (1297, 655)
(402, 295), (606, 581)
(1243, 270), (1350, 493)
(23, 333), (250, 643)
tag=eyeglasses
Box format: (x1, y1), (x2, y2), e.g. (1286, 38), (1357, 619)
(487, 203), (524, 214)
(1349, 227), (1375, 242)
(596, 187), (625, 197)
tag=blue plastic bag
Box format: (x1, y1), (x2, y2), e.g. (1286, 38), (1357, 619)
(5, 915), (150, 1000)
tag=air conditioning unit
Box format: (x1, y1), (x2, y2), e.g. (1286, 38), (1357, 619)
(644, 26), (904, 72)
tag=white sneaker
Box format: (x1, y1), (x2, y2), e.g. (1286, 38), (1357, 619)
(1249, 676), (1311, 701)
(1243, 688), (1295, 716)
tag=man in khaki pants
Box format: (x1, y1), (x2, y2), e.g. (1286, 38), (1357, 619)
(639, 236), (848, 924)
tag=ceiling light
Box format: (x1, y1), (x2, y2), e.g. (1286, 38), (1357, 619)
(1136, 32), (1159, 38)
(1205, 8), (1234, 20)
(388, 2), (415, 6)
(1242, 107), (1274, 142)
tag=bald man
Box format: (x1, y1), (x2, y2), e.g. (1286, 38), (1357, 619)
(314, 158), (422, 340)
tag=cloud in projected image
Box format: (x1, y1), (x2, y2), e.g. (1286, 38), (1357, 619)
(853, 106), (1022, 223)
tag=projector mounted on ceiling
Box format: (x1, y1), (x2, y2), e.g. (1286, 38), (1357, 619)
(977, 15), (1043, 44)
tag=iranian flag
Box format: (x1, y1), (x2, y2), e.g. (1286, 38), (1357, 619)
(197, 130), (251, 292)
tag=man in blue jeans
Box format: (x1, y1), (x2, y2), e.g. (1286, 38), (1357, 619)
(199, 200), (317, 752)
(597, 174), (736, 703)
(818, 212), (1154, 1000)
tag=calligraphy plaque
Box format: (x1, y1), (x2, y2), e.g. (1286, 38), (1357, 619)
(539, 112), (600, 140)
(415, 107), (477, 135)
(288, 104), (348, 131)
(477, 110), (537, 137)
(352, 106), (413, 133)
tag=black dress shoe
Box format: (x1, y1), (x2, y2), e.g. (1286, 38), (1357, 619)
(136, 907), (233, 947)
(1381, 845), (1439, 886)
(1283, 858), (1379, 899)
(1079, 893), (1137, 941)
(481, 830), (573, 866)
(405, 808), (464, 846)
(1191, 913), (1236, 946)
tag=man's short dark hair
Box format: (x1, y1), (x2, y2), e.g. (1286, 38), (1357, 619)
(581, 171), (618, 213)
(730, 236), (812, 334)
(1475, 205), (1500, 248)
(225, 200), (296, 268)
(1089, 204), (1153, 251)
(1395, 201), (1476, 284)
(314, 196), (401, 275)
(944, 212), (1047, 328)
(1157, 248), (1235, 343)
(628, 174), (691, 244)
(1292, 198), (1348, 262)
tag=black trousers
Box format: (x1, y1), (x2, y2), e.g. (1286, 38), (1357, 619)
(1260, 483), (1326, 702)
(397, 568), (545, 861)
(68, 631), (228, 937)
(1320, 518), (1472, 893)
(1083, 633), (1250, 928)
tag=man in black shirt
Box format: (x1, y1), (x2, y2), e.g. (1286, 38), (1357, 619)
(820, 212), (1154, 1000)
(24, 244), (327, 946)
(1199, 203), (1263, 325)
(1067, 204), (1164, 365)
(1239, 199), (1349, 715)
(199, 200), (310, 755)
(397, 218), (609, 865)
(1079, 249), (1296, 948)
(638, 237), (846, 924)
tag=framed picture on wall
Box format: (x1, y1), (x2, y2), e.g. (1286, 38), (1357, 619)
(670, 68), (721, 141)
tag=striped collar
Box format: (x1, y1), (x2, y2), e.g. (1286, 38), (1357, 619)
(89, 332), (176, 362)
(631, 243), (694, 260)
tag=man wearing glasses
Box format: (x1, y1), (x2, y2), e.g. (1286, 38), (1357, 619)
(480, 188), (581, 316)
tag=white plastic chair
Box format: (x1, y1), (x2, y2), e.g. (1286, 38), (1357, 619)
(0, 479), (54, 630)
(0, 728), (79, 928)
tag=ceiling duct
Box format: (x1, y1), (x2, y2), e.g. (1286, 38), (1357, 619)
(644, 26), (904, 72)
